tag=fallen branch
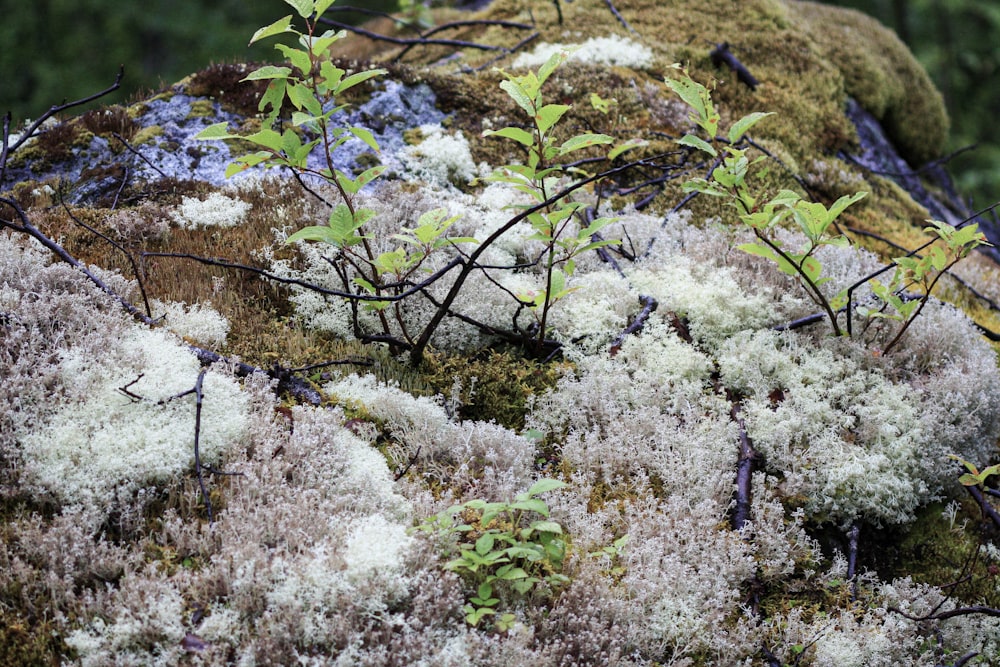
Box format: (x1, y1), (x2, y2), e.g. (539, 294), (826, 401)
(730, 401), (756, 531)
(1, 67), (124, 184)
(609, 295), (657, 356)
(710, 42), (759, 90)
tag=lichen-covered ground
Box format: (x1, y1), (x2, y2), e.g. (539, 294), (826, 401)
(3, 1), (1000, 664)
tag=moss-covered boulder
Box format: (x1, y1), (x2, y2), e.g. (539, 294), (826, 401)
(3, 1), (1000, 664)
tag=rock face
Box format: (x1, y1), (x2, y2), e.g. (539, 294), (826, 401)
(3, 1), (1000, 664)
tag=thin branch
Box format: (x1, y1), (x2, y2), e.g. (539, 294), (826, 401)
(602, 0), (638, 34)
(710, 43), (759, 90)
(1, 66), (124, 183)
(1, 195), (154, 325)
(730, 400), (757, 532)
(608, 295), (657, 356)
(141, 251), (464, 303)
(60, 195), (153, 318)
(111, 131), (167, 179)
(409, 158), (648, 364)
(317, 16), (509, 52)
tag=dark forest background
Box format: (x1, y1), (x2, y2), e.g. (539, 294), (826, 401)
(0, 0), (996, 208)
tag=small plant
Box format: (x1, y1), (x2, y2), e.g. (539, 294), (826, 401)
(665, 65), (865, 336)
(666, 65), (989, 353)
(196, 0), (477, 348)
(950, 454), (1000, 490)
(861, 219), (990, 354)
(418, 478), (570, 630)
(482, 51), (638, 353)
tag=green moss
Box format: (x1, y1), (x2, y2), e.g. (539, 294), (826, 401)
(130, 124), (163, 146)
(185, 99), (216, 119)
(789, 1), (948, 167)
(420, 348), (570, 431)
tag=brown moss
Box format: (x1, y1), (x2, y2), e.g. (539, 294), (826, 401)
(80, 105), (139, 143)
(183, 62), (270, 117)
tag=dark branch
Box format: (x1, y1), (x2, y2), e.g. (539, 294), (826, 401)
(710, 43), (759, 91)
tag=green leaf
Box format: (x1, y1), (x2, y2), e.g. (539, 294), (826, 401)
(537, 49), (570, 86)
(283, 0), (312, 18)
(536, 103), (570, 135)
(194, 122), (233, 140)
(510, 498), (549, 515)
(557, 133), (613, 156)
(522, 478), (567, 498)
(244, 128), (284, 152)
(258, 79), (287, 117)
(314, 0), (338, 16)
(285, 225), (337, 244)
(336, 68), (386, 94)
(285, 81), (318, 113)
(475, 533), (496, 555)
(727, 111), (774, 143)
(499, 79), (536, 117)
(249, 15), (294, 46)
(274, 44), (312, 77)
(677, 134), (717, 157)
(476, 582), (494, 601)
(682, 178), (727, 197)
(608, 137), (646, 160)
(528, 520), (563, 534)
(484, 126), (535, 147)
(242, 65), (293, 81)
(348, 126), (380, 152)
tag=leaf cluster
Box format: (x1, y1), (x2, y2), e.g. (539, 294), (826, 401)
(417, 478), (571, 630)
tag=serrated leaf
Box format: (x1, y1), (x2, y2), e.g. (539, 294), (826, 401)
(558, 133), (613, 155)
(677, 134), (717, 157)
(608, 137), (646, 160)
(282, 0), (312, 18)
(314, 0), (337, 15)
(522, 478), (567, 498)
(348, 126), (380, 152)
(682, 178), (727, 197)
(242, 65), (293, 81)
(194, 122), (233, 140)
(274, 44), (312, 76)
(249, 15), (294, 46)
(537, 49), (570, 86)
(529, 520), (563, 534)
(484, 126), (535, 147)
(727, 111), (774, 143)
(499, 79), (536, 117)
(336, 68), (386, 94)
(536, 103), (570, 135)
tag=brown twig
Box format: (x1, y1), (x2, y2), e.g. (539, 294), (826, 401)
(1, 66), (124, 183)
(59, 195), (153, 318)
(710, 43), (759, 90)
(608, 295), (658, 356)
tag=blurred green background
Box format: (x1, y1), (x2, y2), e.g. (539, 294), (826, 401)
(0, 0), (996, 207)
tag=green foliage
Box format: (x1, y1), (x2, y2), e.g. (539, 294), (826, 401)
(950, 455), (1000, 489)
(417, 478), (571, 630)
(861, 219), (990, 354)
(667, 65), (866, 337)
(482, 51), (638, 352)
(666, 65), (988, 353)
(197, 1), (478, 348)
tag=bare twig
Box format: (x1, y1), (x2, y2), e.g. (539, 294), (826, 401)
(710, 43), (759, 90)
(608, 295), (658, 356)
(602, 0), (638, 34)
(1, 66), (124, 183)
(1, 195), (155, 325)
(111, 131), (168, 179)
(60, 195), (153, 318)
(730, 401), (756, 532)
